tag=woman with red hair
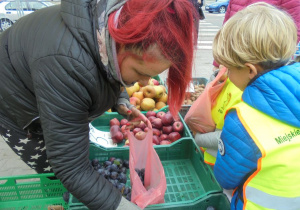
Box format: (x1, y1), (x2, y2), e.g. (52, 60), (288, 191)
(108, 0), (197, 117)
(0, 0), (197, 209)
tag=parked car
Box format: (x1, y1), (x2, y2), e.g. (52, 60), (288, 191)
(0, 1), (54, 31)
(205, 0), (229, 13)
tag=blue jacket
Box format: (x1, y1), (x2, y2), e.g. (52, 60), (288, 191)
(214, 62), (300, 209)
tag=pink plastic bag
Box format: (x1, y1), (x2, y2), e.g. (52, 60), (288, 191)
(184, 67), (227, 133)
(127, 120), (167, 209)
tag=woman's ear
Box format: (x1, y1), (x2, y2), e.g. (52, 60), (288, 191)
(244, 63), (259, 80)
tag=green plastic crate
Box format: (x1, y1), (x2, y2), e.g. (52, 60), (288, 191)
(68, 139), (229, 209)
(90, 106), (192, 148)
(0, 173), (68, 210)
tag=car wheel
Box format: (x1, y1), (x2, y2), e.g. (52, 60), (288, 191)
(219, 6), (226, 13)
(0, 19), (13, 31)
(209, 11), (213, 13)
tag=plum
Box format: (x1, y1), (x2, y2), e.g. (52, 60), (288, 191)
(118, 173), (127, 184)
(104, 170), (111, 179)
(123, 187), (131, 196)
(120, 167), (127, 174)
(126, 192), (131, 201)
(104, 161), (112, 167)
(110, 164), (119, 172)
(109, 157), (116, 163)
(123, 160), (129, 169)
(63, 191), (70, 203)
(97, 168), (105, 176)
(110, 171), (119, 180)
(91, 159), (99, 167)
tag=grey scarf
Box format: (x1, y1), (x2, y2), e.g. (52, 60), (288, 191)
(95, 0), (127, 86)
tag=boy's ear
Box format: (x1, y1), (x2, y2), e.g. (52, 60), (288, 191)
(244, 63), (258, 80)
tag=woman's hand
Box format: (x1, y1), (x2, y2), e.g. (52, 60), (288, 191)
(116, 105), (148, 130)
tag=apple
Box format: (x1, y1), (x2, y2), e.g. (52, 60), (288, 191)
(143, 85), (156, 98)
(160, 134), (168, 141)
(155, 101), (166, 110)
(148, 79), (154, 86)
(151, 118), (163, 129)
(159, 85), (166, 92)
(160, 140), (171, 145)
(172, 121), (184, 133)
(141, 98), (155, 111)
(112, 131), (124, 144)
(130, 97), (141, 106)
(144, 127), (149, 132)
(110, 125), (121, 134)
(123, 131), (128, 140)
(157, 93), (168, 103)
(156, 111), (166, 119)
(125, 139), (130, 146)
(151, 78), (160, 85)
(110, 118), (120, 127)
(161, 113), (174, 126)
(153, 86), (164, 99)
(152, 135), (161, 145)
(162, 125), (173, 134)
(133, 82), (140, 92)
(168, 132), (181, 143)
(146, 111), (157, 118)
(133, 127), (142, 135)
(148, 116), (156, 123)
(126, 86), (136, 97)
(132, 91), (144, 101)
(135, 121), (147, 130)
(152, 128), (161, 136)
(120, 119), (129, 126)
(135, 131), (146, 140)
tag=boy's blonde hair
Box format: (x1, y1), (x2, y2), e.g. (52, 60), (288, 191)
(213, 2), (297, 70)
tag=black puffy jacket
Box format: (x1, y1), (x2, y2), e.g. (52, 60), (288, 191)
(0, 0), (124, 209)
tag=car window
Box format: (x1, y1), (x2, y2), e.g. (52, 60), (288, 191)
(5, 2), (28, 11)
(28, 2), (47, 11)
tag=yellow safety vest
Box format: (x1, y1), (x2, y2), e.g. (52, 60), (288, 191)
(231, 102), (300, 210)
(203, 79), (242, 165)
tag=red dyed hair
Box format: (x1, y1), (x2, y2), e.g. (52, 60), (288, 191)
(108, 0), (197, 117)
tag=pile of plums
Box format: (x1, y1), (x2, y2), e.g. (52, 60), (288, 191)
(91, 157), (131, 201)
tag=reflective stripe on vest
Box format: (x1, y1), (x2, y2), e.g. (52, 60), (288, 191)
(231, 102), (300, 210)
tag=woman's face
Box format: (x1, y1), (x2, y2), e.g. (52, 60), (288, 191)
(118, 45), (171, 86)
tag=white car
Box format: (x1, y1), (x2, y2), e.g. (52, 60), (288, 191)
(0, 1), (55, 31)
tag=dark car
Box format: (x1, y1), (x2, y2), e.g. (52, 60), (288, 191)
(205, 0), (229, 13)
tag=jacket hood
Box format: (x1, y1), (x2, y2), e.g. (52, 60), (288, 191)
(243, 62), (300, 128)
(60, 0), (99, 64)
(60, 0), (125, 81)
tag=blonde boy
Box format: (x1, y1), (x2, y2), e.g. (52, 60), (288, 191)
(212, 3), (300, 210)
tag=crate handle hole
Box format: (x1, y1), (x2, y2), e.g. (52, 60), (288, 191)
(16, 178), (40, 184)
(205, 199), (210, 203)
(0, 180), (8, 185)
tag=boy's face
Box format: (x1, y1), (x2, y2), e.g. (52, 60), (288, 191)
(227, 66), (252, 91)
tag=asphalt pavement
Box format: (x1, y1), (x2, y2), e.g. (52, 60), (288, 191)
(0, 11), (225, 177)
